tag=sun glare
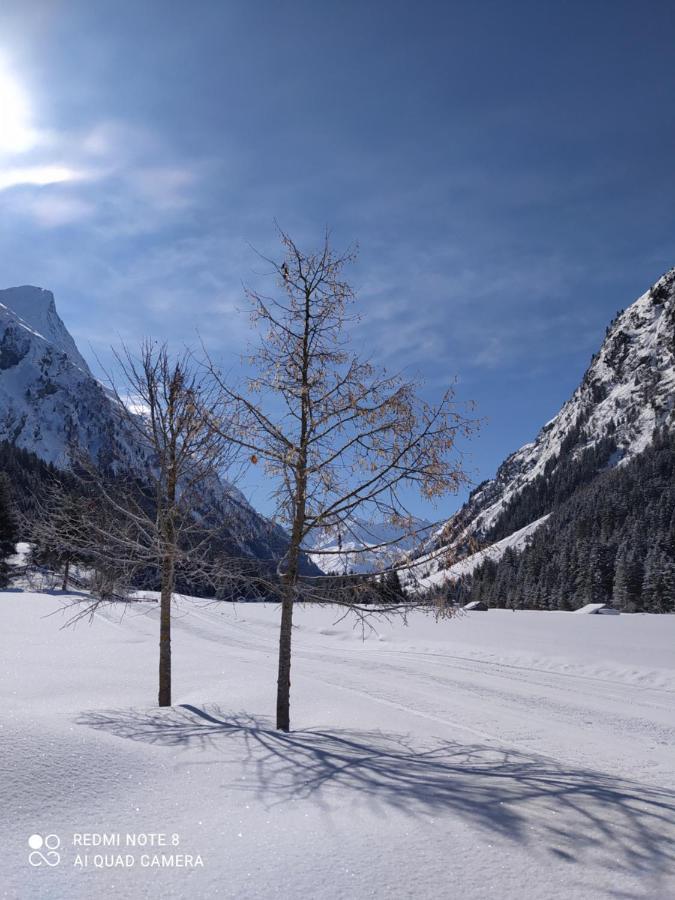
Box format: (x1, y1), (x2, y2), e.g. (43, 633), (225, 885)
(0, 57), (37, 154)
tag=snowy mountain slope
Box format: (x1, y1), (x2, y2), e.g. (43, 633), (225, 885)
(412, 267), (675, 589)
(409, 515), (549, 592)
(0, 286), (91, 374)
(306, 516), (433, 574)
(0, 286), (289, 562)
(0, 295), (129, 468)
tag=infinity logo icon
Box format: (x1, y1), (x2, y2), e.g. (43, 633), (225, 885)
(28, 834), (61, 867)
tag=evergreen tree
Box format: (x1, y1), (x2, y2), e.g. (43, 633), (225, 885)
(0, 473), (18, 587)
(375, 569), (408, 604)
(612, 542), (643, 611)
(642, 546), (675, 613)
(454, 427), (675, 613)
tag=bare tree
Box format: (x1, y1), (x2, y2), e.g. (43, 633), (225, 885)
(34, 341), (238, 705)
(209, 228), (477, 731)
(108, 341), (247, 705)
(29, 486), (78, 591)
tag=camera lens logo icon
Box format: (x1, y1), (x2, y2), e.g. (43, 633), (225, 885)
(28, 834), (61, 867)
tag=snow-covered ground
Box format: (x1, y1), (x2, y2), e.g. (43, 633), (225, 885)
(1, 590), (674, 899)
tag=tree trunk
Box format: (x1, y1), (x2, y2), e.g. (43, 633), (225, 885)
(275, 488), (304, 731)
(276, 588), (294, 731)
(61, 558), (70, 592)
(275, 281), (311, 732)
(158, 550), (173, 707)
(158, 420), (178, 708)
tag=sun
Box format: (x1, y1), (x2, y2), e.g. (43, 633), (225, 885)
(0, 57), (37, 154)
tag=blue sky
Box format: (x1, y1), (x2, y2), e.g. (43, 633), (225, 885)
(0, 0), (673, 518)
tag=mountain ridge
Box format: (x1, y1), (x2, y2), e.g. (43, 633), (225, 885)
(0, 286), (290, 565)
(408, 267), (675, 591)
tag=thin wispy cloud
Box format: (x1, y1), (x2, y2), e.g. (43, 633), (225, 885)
(0, 47), (206, 231)
(23, 192), (95, 227)
(0, 164), (83, 191)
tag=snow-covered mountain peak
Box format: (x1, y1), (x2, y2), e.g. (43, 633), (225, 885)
(0, 285), (292, 564)
(306, 515), (433, 574)
(0, 286), (91, 375)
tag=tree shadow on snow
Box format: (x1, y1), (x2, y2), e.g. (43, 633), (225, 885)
(77, 704), (675, 893)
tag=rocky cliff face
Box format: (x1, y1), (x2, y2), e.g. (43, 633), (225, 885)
(0, 289), (126, 468)
(0, 286), (91, 375)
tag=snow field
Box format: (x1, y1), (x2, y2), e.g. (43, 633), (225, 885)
(1, 591), (674, 899)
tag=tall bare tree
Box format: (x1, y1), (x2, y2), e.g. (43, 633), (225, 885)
(209, 228), (477, 731)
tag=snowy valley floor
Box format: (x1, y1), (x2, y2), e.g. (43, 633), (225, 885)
(1, 592), (674, 900)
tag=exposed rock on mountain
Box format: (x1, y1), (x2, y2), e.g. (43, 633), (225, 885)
(410, 267), (675, 592)
(0, 286), (91, 375)
(0, 286), (289, 564)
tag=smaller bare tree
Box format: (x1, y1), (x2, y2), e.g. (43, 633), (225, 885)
(33, 341), (239, 706)
(29, 492), (72, 592)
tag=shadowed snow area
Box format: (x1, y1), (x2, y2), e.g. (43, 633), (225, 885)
(1, 591), (674, 899)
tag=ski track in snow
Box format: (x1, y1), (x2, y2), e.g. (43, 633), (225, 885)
(1, 592), (674, 900)
(176, 602), (675, 782)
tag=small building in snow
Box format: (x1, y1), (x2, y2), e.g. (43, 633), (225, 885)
(573, 603), (620, 615)
(463, 600), (488, 611)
